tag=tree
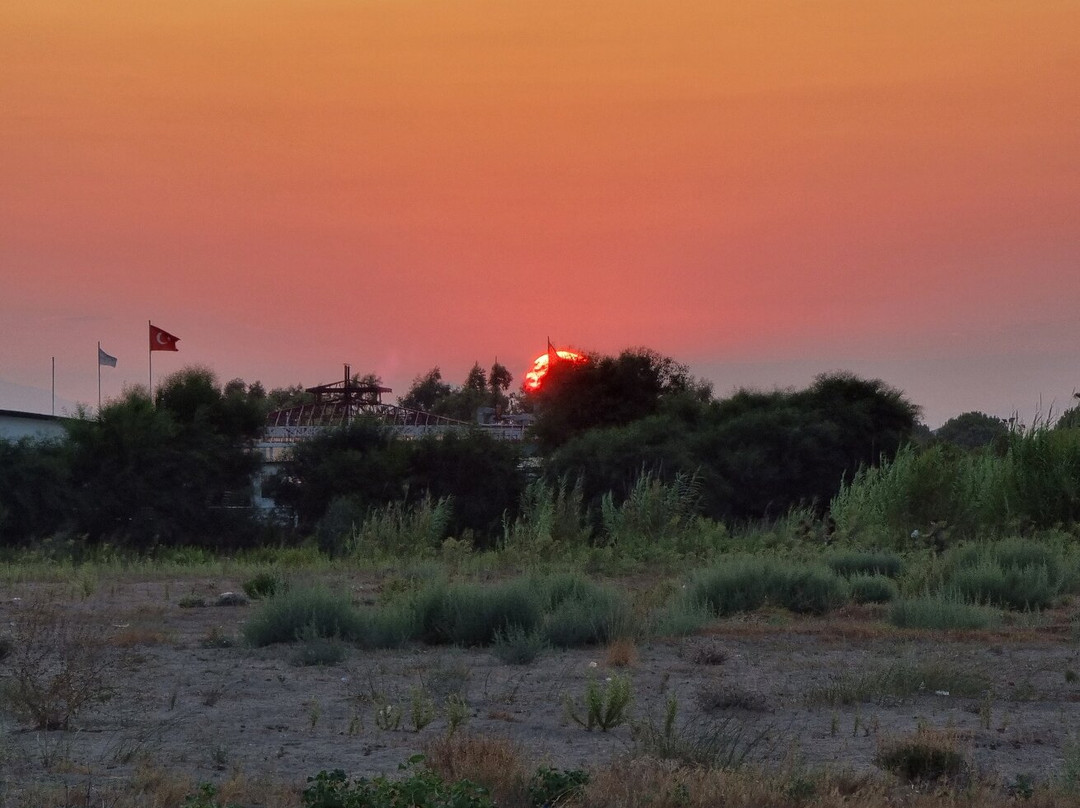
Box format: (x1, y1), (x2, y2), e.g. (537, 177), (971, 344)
(399, 368), (452, 412)
(529, 348), (707, 452)
(936, 411), (1010, 449)
(64, 369), (264, 549)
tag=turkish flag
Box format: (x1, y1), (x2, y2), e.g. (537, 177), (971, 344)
(150, 324), (180, 351)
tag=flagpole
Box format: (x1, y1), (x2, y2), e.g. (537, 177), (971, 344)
(98, 342), (102, 414)
(148, 320), (152, 394)
(51, 357), (55, 416)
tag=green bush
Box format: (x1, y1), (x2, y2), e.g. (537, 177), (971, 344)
(888, 595), (1000, 630)
(848, 574), (899, 604)
(242, 570), (284, 600)
(414, 580), (542, 647)
(949, 561), (1057, 611)
(355, 603), (418, 650)
(291, 632), (348, 667)
(527, 767), (590, 808)
(242, 586), (363, 646)
(875, 730), (968, 783)
(688, 558), (848, 617)
(491, 626), (549, 665)
(541, 582), (632, 647)
(827, 551), (903, 579)
(566, 674), (633, 732)
(302, 758), (494, 808)
(649, 597), (713, 637)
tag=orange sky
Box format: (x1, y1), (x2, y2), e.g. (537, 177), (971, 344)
(2, 1), (1078, 425)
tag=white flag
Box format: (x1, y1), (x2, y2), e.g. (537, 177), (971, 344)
(98, 347), (118, 367)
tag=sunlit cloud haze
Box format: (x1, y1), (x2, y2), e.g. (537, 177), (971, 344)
(2, 1), (1078, 427)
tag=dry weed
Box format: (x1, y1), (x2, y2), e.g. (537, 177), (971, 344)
(424, 731), (530, 806)
(2, 600), (118, 729)
(606, 638), (639, 668)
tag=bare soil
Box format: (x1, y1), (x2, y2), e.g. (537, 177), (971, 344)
(2, 574), (1080, 805)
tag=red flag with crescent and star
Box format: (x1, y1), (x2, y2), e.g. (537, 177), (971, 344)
(149, 324), (180, 352)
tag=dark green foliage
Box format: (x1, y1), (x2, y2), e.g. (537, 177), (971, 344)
(353, 603), (418, 650)
(546, 371), (919, 523)
(271, 421), (524, 547)
(827, 551), (903, 579)
(414, 580), (543, 646)
(527, 767), (589, 807)
(688, 558), (849, 617)
(242, 571), (284, 600)
(302, 758), (495, 808)
(945, 540), (1064, 610)
(935, 411), (1009, 450)
(875, 731), (968, 783)
(536, 574), (632, 647)
(530, 348), (707, 452)
(848, 574), (899, 604)
(181, 784), (241, 808)
(291, 633), (347, 667)
(0, 437), (73, 544)
(491, 626), (549, 665)
(888, 596), (999, 630)
(242, 587), (363, 646)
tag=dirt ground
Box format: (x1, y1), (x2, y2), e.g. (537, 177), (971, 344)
(2, 574), (1080, 805)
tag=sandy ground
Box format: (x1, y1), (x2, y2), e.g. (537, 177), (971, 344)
(2, 575), (1080, 805)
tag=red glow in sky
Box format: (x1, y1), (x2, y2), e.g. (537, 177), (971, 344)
(523, 350), (587, 392)
(1, 1), (1079, 427)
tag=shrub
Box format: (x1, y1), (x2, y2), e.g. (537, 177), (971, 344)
(527, 767), (590, 808)
(302, 758), (495, 808)
(827, 551), (903, 579)
(491, 626), (549, 665)
(291, 633), (348, 667)
(649, 597), (713, 638)
(810, 658), (990, 705)
(888, 595), (1000, 630)
(2, 602), (117, 729)
(544, 586), (632, 648)
(355, 603), (418, 650)
(242, 571), (284, 600)
(565, 674), (633, 732)
(242, 586), (363, 646)
(629, 693), (770, 769)
(848, 574), (899, 604)
(414, 580), (542, 647)
(348, 495), (454, 558)
(423, 733), (529, 808)
(949, 561), (1057, 610)
(688, 558), (848, 617)
(874, 729), (968, 783)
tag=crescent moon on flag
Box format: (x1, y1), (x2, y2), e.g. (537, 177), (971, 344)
(156, 332), (169, 345)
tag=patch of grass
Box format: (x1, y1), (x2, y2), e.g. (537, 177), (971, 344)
(527, 767), (590, 808)
(809, 658), (991, 706)
(874, 728), (969, 784)
(827, 550), (903, 579)
(2, 601), (117, 729)
(242, 586), (363, 646)
(630, 694), (771, 770)
(948, 560), (1059, 611)
(291, 633), (348, 667)
(302, 759), (494, 808)
(848, 574), (899, 604)
(424, 733), (529, 808)
(889, 594), (1001, 630)
(606, 638), (638, 668)
(414, 579), (543, 647)
(565, 674), (633, 732)
(649, 595), (713, 638)
(688, 557), (848, 617)
(697, 682), (769, 712)
(491, 625), (549, 665)
(242, 571), (284, 600)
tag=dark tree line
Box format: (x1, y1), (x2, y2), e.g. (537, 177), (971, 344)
(1, 351), (924, 553)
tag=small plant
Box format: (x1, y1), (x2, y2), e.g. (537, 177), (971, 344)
(308, 698), (322, 730)
(179, 595), (206, 608)
(629, 693), (770, 769)
(243, 570), (284, 600)
(848, 574), (899, 604)
(410, 686), (437, 733)
(527, 767), (590, 808)
(291, 626), (348, 667)
(492, 625), (548, 665)
(182, 783), (241, 808)
(606, 638), (638, 668)
(827, 550), (903, 579)
(566, 674), (633, 732)
(242, 586), (363, 646)
(302, 758), (495, 808)
(200, 626), (235, 649)
(375, 700), (403, 731)
(874, 728), (968, 784)
(888, 595), (1000, 630)
(3, 602), (117, 729)
(445, 693), (470, 735)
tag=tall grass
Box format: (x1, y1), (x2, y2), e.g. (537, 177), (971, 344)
(500, 477), (592, 558)
(832, 428), (1080, 543)
(600, 472), (706, 557)
(688, 557), (849, 617)
(347, 495), (454, 558)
